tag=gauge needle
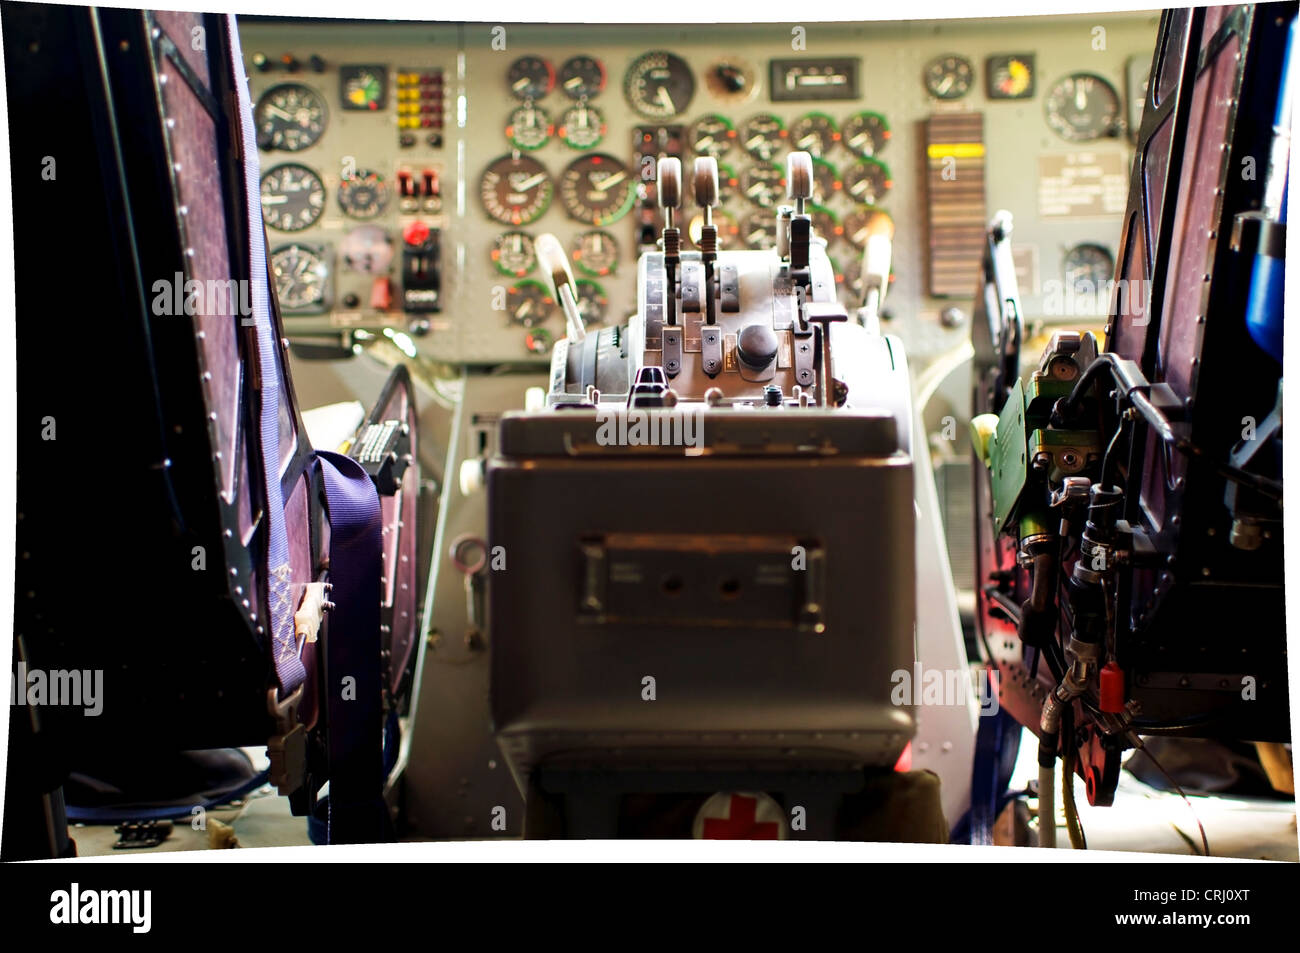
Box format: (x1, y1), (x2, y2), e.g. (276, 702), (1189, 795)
(262, 195), (288, 205)
(1076, 84), (1087, 111)
(936, 76), (953, 95)
(266, 104), (294, 121)
(657, 85), (675, 113)
(594, 171), (627, 192)
(515, 173), (548, 191)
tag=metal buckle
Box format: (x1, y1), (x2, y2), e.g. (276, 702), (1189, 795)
(266, 685), (306, 796)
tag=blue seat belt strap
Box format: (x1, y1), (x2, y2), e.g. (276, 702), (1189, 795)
(316, 451), (387, 844)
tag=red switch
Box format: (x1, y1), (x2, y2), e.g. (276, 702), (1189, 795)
(403, 221), (431, 247)
(422, 168), (440, 197)
(1099, 661), (1125, 713)
(370, 276), (392, 311)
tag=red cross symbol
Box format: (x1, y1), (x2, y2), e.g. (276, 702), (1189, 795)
(700, 794), (781, 839)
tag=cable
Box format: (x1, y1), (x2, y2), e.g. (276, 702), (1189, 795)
(1133, 744), (1211, 856)
(1061, 745), (1088, 850)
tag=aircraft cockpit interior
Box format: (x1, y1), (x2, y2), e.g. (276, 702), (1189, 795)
(1, 1), (1295, 866)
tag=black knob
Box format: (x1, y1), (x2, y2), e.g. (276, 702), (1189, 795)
(736, 323), (778, 370)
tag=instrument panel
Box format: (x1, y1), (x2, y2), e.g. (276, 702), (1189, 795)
(240, 15), (1159, 365)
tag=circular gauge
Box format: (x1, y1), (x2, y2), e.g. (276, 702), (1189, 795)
(506, 279), (554, 327)
(507, 104), (552, 151)
(623, 51), (695, 119)
(688, 209), (740, 248)
(341, 65), (385, 111)
(270, 243), (329, 311)
(507, 56), (554, 101)
(741, 113), (786, 161)
(479, 154), (553, 226)
(690, 114), (737, 159)
(339, 225), (393, 274)
(988, 54), (1035, 99)
(524, 326), (553, 354)
(337, 168), (389, 219)
(924, 54), (975, 100)
(790, 113), (838, 158)
(717, 162), (740, 204)
(810, 157), (839, 204)
(575, 279), (609, 326)
(704, 58), (757, 103)
(741, 162), (784, 208)
(808, 203), (840, 243)
(558, 154), (635, 225)
(255, 83), (328, 152)
(842, 157), (892, 205)
(1045, 73), (1121, 141)
(559, 55), (606, 100)
(573, 229), (619, 276)
(260, 163), (325, 232)
(742, 212), (776, 250)
(491, 231), (537, 277)
(842, 111), (890, 158)
(839, 256), (864, 302)
(841, 207), (890, 250)
(1063, 243), (1114, 292)
(559, 103), (606, 150)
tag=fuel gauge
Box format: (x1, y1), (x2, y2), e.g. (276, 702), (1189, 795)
(842, 157), (892, 205)
(741, 113), (786, 161)
(841, 111), (890, 158)
(690, 114), (737, 158)
(810, 157), (839, 204)
(505, 279), (555, 327)
(559, 56), (606, 100)
(742, 212), (776, 250)
(572, 229), (619, 277)
(790, 112), (839, 158)
(491, 231), (537, 277)
(506, 103), (552, 151)
(575, 279), (609, 326)
(559, 103), (606, 150)
(507, 56), (554, 101)
(741, 162), (784, 208)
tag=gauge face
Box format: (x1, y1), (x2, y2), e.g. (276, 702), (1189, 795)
(1063, 243), (1114, 292)
(337, 168), (389, 219)
(573, 229), (619, 276)
(339, 225), (393, 274)
(1045, 73), (1121, 141)
(255, 83), (328, 152)
(810, 157), (838, 204)
(480, 155), (553, 226)
(924, 54), (975, 100)
(507, 56), (555, 101)
(491, 231), (536, 277)
(742, 213), (776, 250)
(271, 243), (329, 311)
(841, 208), (890, 250)
(340, 65), (386, 111)
(741, 163), (785, 208)
(741, 113), (786, 161)
(523, 326), (553, 354)
(790, 113), (838, 158)
(808, 204), (839, 243)
(717, 162), (740, 205)
(987, 54), (1035, 100)
(507, 104), (552, 151)
(260, 163), (326, 232)
(688, 209), (740, 248)
(574, 279), (608, 326)
(559, 55), (606, 100)
(624, 51), (695, 119)
(690, 114), (737, 159)
(842, 157), (892, 205)
(842, 111), (890, 158)
(506, 279), (554, 327)
(558, 154), (635, 226)
(559, 103), (606, 150)
(704, 58), (757, 103)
